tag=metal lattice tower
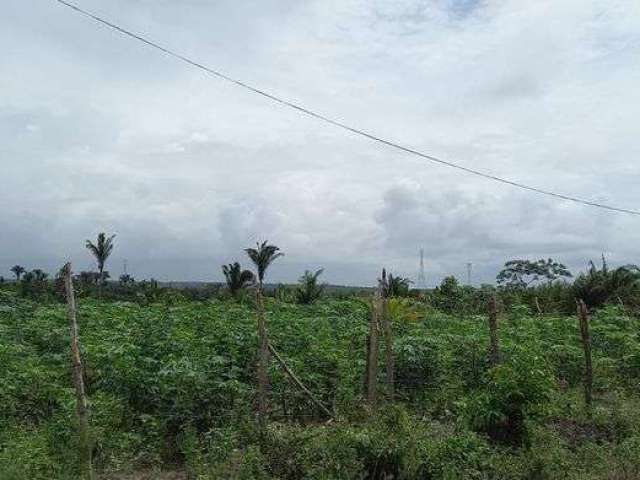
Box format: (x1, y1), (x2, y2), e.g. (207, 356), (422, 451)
(417, 249), (426, 290)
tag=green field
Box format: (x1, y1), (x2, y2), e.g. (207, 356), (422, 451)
(2, 289), (640, 479)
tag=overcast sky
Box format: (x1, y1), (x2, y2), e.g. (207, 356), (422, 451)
(1, 0), (639, 286)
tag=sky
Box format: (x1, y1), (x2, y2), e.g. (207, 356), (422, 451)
(1, 0), (639, 286)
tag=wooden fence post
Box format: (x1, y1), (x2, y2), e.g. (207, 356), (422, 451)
(577, 299), (593, 409)
(255, 285), (270, 430)
(365, 291), (381, 407)
(381, 296), (395, 399)
(488, 295), (500, 367)
(63, 263), (94, 480)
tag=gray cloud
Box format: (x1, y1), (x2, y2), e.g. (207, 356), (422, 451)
(1, 0), (638, 285)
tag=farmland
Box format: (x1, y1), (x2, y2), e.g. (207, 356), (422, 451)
(2, 285), (640, 479)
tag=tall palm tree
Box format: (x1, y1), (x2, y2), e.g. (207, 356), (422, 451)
(244, 241), (283, 429)
(10, 265), (25, 281)
(85, 233), (116, 284)
(222, 262), (254, 297)
(245, 241), (284, 290)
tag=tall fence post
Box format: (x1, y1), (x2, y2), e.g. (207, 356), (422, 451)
(365, 290), (381, 408)
(577, 299), (593, 409)
(488, 295), (500, 367)
(63, 263), (94, 480)
(255, 285), (270, 430)
(381, 295), (395, 399)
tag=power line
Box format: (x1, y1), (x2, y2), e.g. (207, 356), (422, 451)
(53, 0), (640, 216)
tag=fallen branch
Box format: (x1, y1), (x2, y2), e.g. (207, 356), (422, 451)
(267, 342), (334, 419)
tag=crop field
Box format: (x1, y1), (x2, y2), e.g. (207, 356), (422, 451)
(2, 287), (640, 479)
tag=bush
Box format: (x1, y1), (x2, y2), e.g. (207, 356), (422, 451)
(465, 353), (554, 446)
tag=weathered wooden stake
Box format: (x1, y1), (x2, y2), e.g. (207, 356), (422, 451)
(381, 296), (395, 399)
(255, 286), (270, 430)
(577, 299), (593, 409)
(488, 295), (501, 367)
(63, 263), (94, 480)
(365, 291), (381, 407)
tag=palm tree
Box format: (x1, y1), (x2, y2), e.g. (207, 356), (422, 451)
(244, 241), (283, 428)
(245, 241), (284, 290)
(222, 262), (254, 297)
(85, 233), (116, 293)
(10, 265), (25, 281)
(379, 268), (412, 298)
(295, 268), (325, 304)
(573, 255), (640, 308)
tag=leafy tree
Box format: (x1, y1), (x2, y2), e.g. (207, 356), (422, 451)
(119, 274), (135, 287)
(78, 271), (100, 286)
(10, 265), (25, 281)
(497, 258), (571, 288)
(245, 241), (284, 290)
(295, 268), (325, 304)
(573, 256), (640, 309)
(431, 276), (464, 313)
(222, 262), (254, 297)
(31, 269), (48, 282)
(85, 232), (116, 293)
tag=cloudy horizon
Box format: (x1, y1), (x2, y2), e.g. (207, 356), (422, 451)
(2, 0), (639, 286)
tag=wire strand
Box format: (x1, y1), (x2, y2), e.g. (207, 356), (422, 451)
(53, 0), (640, 216)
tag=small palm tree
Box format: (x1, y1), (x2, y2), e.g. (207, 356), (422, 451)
(379, 268), (412, 298)
(222, 262), (254, 297)
(10, 265), (25, 281)
(245, 241), (284, 290)
(86, 233), (116, 291)
(573, 255), (640, 308)
(295, 268), (325, 304)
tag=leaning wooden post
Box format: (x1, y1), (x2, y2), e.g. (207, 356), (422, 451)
(381, 295), (395, 399)
(366, 290), (381, 407)
(268, 342), (333, 419)
(488, 295), (501, 367)
(63, 263), (94, 480)
(255, 283), (270, 430)
(577, 299), (593, 410)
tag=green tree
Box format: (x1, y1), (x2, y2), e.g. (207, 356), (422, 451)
(222, 262), (254, 297)
(10, 265), (25, 281)
(497, 258), (571, 288)
(118, 274), (135, 287)
(31, 269), (48, 282)
(295, 268), (325, 304)
(85, 233), (116, 293)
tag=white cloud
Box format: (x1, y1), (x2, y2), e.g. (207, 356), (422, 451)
(1, 0), (638, 284)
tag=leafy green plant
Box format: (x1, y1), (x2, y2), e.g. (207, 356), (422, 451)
(295, 268), (325, 304)
(465, 353), (554, 446)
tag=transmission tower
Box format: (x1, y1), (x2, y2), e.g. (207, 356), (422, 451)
(417, 249), (426, 290)
(466, 262), (473, 286)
